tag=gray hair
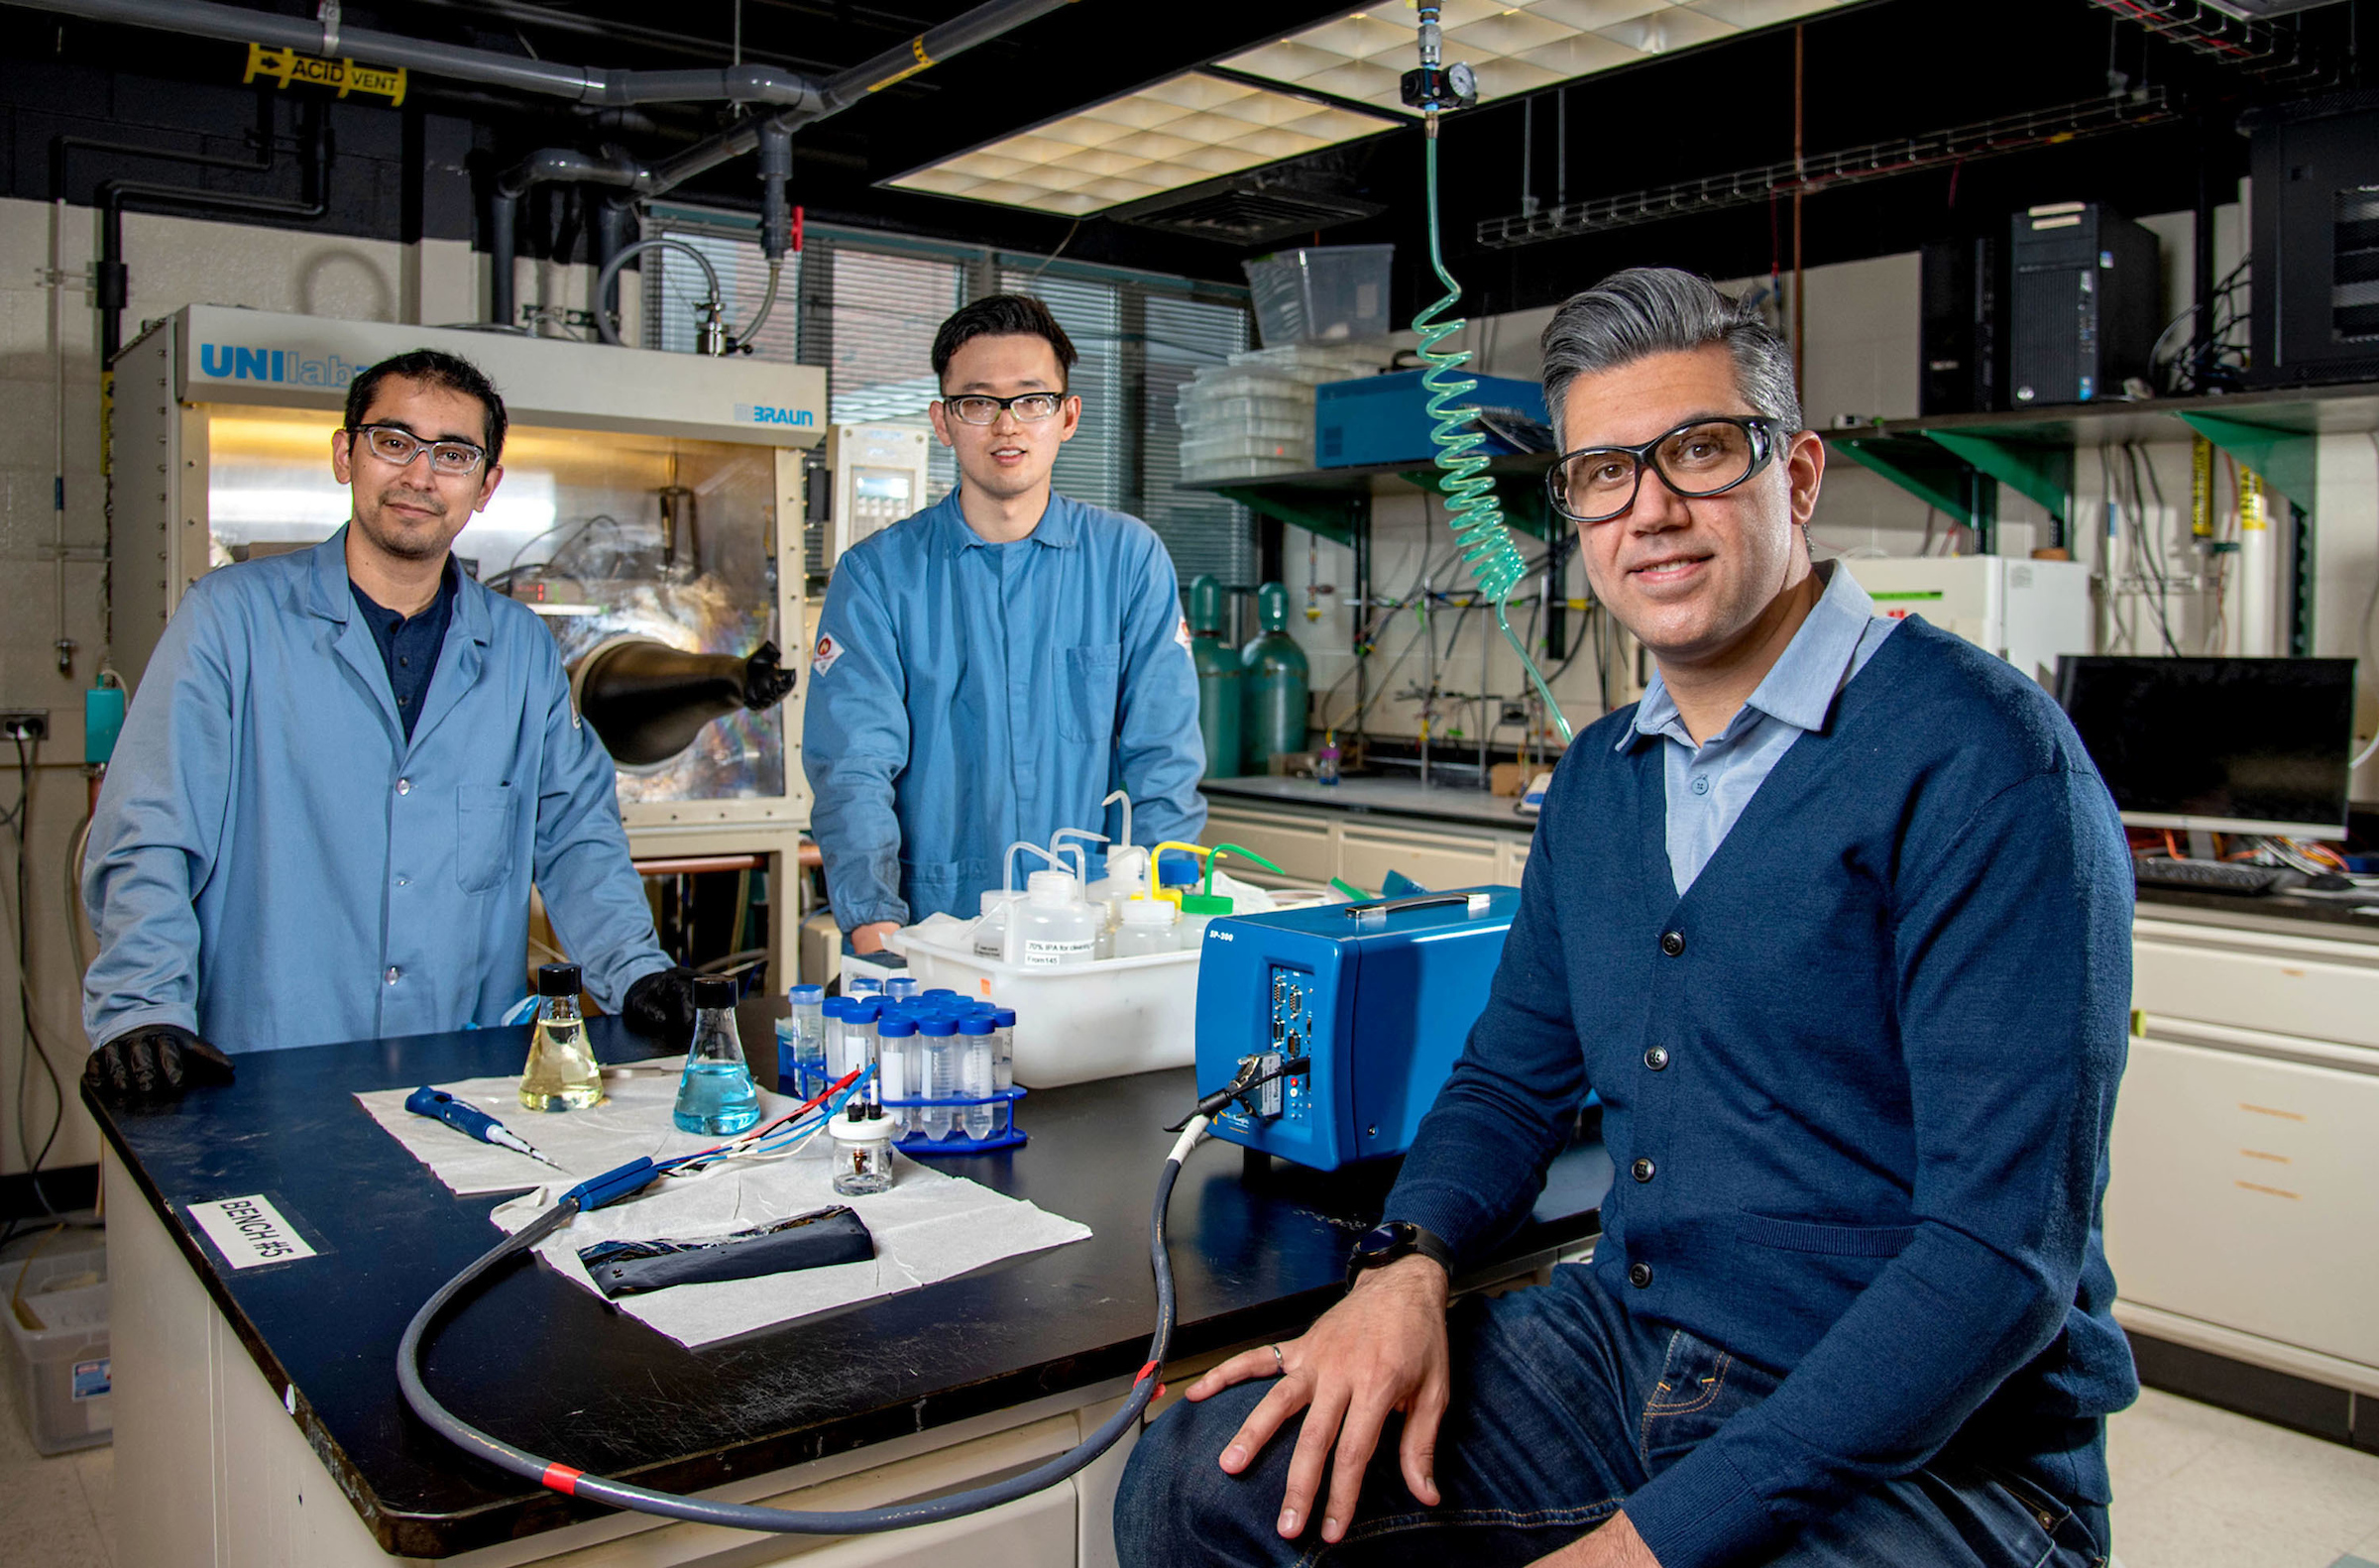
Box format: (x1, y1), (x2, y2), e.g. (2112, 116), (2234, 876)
(1538, 268), (1802, 446)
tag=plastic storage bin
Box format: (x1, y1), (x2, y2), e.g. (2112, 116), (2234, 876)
(1315, 369), (1552, 468)
(890, 931), (1202, 1087)
(1244, 245), (1396, 347)
(5, 1235), (111, 1455)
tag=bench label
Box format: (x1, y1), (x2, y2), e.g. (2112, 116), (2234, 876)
(187, 1194), (319, 1270)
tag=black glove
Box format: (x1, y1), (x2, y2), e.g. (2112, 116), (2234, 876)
(623, 965), (699, 1039)
(82, 1024), (236, 1108)
(741, 640), (797, 711)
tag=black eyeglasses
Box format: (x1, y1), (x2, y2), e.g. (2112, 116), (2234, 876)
(1546, 415), (1784, 525)
(346, 423), (489, 477)
(939, 391), (1073, 426)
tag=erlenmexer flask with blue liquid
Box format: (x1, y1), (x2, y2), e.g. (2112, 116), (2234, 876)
(673, 975), (761, 1136)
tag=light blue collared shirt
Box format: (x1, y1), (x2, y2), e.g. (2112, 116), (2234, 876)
(1620, 560), (1900, 897)
(804, 489), (1207, 930)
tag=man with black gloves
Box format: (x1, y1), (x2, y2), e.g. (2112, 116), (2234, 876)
(82, 348), (700, 1106)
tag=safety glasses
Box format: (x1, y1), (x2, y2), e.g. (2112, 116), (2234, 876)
(1546, 415), (1783, 525)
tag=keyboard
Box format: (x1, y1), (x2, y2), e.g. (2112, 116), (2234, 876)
(2132, 857), (2287, 895)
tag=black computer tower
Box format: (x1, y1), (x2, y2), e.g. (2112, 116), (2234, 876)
(2006, 203), (2163, 407)
(1920, 236), (2003, 414)
(2244, 89), (2379, 390)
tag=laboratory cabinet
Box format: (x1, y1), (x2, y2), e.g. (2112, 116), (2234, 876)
(1201, 791), (1535, 895)
(2108, 909), (2379, 1400)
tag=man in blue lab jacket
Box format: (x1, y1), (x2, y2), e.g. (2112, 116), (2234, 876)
(81, 349), (695, 1103)
(804, 294), (1205, 952)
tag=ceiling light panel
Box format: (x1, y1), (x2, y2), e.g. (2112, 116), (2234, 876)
(889, 75), (1398, 217)
(1220, 0), (1861, 114)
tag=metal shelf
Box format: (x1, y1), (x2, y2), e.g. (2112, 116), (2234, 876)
(1179, 452), (1558, 547)
(1824, 382), (2379, 551)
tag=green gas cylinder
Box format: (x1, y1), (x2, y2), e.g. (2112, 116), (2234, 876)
(1240, 582), (1309, 771)
(1188, 574), (1244, 779)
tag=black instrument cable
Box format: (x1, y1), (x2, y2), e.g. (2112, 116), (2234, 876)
(397, 1115), (1211, 1532)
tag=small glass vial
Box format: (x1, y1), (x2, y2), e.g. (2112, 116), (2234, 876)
(821, 996), (850, 1084)
(990, 1007), (1016, 1099)
(519, 963), (606, 1111)
(875, 1015), (918, 1134)
(916, 1017), (959, 1140)
(674, 976), (761, 1135)
(885, 975), (920, 1002)
(780, 983), (825, 1095)
(830, 1104), (895, 1196)
(958, 1016), (997, 1141)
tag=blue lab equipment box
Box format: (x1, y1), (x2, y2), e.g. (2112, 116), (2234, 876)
(1193, 887), (1521, 1171)
(1314, 371), (1549, 469)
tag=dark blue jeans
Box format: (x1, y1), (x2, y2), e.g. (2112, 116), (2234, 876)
(1114, 1265), (2109, 1567)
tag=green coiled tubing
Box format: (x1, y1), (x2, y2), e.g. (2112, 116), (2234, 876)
(1414, 127), (1573, 744)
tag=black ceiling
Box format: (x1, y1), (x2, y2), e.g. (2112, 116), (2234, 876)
(4, 0), (2371, 305)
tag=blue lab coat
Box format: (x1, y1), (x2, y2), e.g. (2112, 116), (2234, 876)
(803, 491), (1207, 930)
(81, 529), (671, 1054)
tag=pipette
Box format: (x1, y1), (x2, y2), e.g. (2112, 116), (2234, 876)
(403, 1086), (566, 1170)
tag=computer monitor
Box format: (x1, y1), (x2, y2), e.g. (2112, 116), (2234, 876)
(2054, 656), (2356, 838)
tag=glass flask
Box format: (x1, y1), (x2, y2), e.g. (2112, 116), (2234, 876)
(519, 962), (606, 1111)
(673, 975), (761, 1135)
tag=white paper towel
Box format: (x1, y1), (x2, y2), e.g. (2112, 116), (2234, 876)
(357, 1067), (1090, 1347)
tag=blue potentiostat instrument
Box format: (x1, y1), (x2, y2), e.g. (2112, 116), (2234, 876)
(1192, 887), (1520, 1171)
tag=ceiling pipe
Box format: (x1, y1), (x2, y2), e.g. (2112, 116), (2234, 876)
(644, 0), (1080, 191)
(493, 0), (1072, 336)
(29, 0), (1076, 333)
(18, 0), (827, 107)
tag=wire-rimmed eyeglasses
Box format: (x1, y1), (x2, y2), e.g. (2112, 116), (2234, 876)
(346, 423), (489, 478)
(939, 392), (1073, 426)
(1545, 415), (1784, 525)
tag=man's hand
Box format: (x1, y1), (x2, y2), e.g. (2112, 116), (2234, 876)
(82, 1025), (235, 1107)
(1529, 1512), (1662, 1568)
(850, 922), (900, 956)
(622, 965), (698, 1039)
(1188, 1253), (1451, 1545)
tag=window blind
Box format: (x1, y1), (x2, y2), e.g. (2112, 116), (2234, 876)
(643, 211), (1252, 578)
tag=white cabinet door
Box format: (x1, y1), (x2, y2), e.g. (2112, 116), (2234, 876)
(2105, 1023), (2379, 1371)
(1202, 808), (1333, 883)
(1337, 824), (1501, 893)
(1498, 837), (1532, 885)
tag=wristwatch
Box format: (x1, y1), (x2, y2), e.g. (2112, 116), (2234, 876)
(1346, 1221), (1454, 1289)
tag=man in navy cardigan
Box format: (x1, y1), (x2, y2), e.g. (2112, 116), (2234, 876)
(1115, 269), (2135, 1567)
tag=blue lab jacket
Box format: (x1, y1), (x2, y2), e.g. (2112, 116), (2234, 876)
(1385, 616), (2136, 1568)
(803, 490), (1207, 930)
(81, 529), (671, 1054)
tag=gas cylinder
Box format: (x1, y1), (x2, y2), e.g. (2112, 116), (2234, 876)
(1240, 582), (1309, 771)
(1188, 574), (1244, 779)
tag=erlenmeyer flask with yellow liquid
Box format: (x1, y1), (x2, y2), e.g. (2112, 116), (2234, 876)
(519, 962), (606, 1111)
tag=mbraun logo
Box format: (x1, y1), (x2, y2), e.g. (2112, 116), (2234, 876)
(733, 402), (816, 427)
(197, 343), (364, 390)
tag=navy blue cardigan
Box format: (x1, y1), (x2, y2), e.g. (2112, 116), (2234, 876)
(1385, 616), (2137, 1567)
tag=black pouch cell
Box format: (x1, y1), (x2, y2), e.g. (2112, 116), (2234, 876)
(578, 1205), (875, 1297)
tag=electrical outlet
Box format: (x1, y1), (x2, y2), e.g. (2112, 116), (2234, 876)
(1, 711), (49, 742)
(1500, 702), (1529, 727)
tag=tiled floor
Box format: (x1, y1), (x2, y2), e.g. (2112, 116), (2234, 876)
(0, 1365), (113, 1568)
(0, 1371), (2373, 1565)
(2108, 1389), (2379, 1568)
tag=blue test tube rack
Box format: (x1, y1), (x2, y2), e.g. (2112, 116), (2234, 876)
(776, 1064), (1028, 1154)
